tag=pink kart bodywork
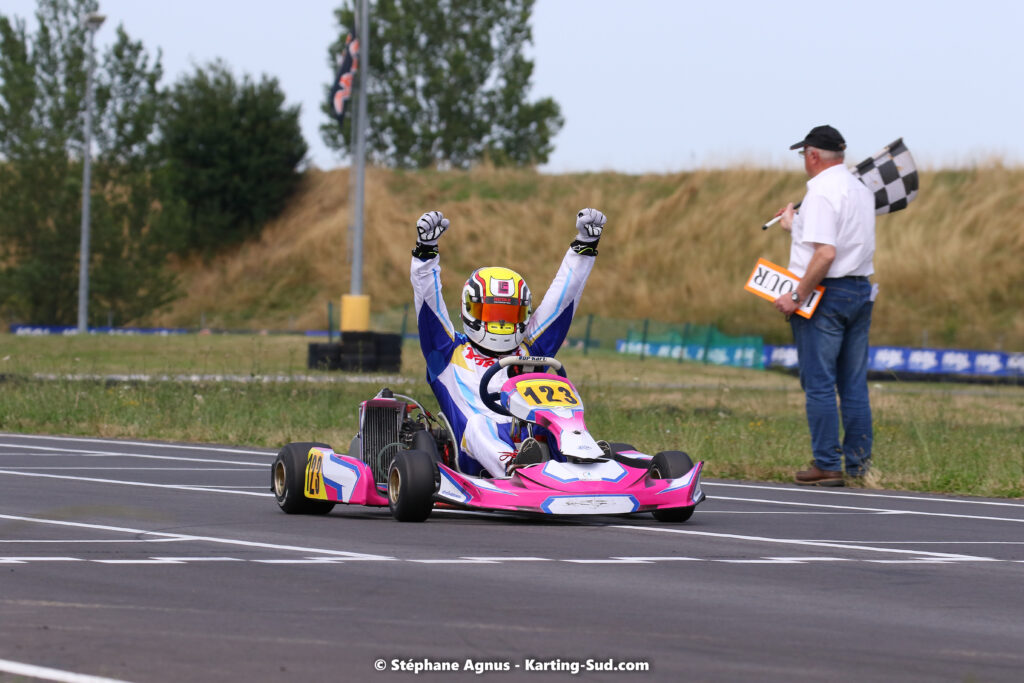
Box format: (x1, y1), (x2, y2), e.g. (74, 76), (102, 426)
(308, 445), (703, 516)
(499, 372), (600, 458)
(299, 357), (704, 518)
(434, 454), (704, 515)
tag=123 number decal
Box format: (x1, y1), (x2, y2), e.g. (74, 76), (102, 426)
(518, 379), (579, 407)
(304, 449), (327, 499)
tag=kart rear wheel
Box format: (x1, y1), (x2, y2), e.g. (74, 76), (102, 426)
(411, 429), (441, 463)
(272, 442), (336, 515)
(649, 450), (695, 523)
(411, 430), (443, 488)
(387, 450), (437, 522)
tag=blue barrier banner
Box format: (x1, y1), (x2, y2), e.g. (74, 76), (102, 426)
(1006, 353), (1024, 376)
(764, 345), (799, 370)
(906, 349), (941, 372)
(10, 325), (191, 336)
(765, 344), (1024, 378)
(616, 340), (764, 368)
(871, 346), (908, 372)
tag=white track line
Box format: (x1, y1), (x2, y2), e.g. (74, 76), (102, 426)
(408, 559), (500, 564)
(612, 524), (996, 561)
(0, 467), (257, 471)
(147, 557), (244, 562)
(92, 559), (186, 565)
(0, 433), (271, 455)
(460, 556), (553, 561)
(0, 539), (183, 544)
(705, 481), (1024, 509)
(0, 443), (267, 467)
(0, 555), (1016, 566)
(0, 557), (82, 563)
(0, 513), (392, 560)
(0, 469), (271, 497)
(0, 658), (133, 683)
(611, 556), (701, 561)
(562, 558), (653, 564)
(709, 494), (1024, 525)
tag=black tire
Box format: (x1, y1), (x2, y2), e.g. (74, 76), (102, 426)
(411, 429), (443, 487)
(603, 441), (637, 456)
(271, 442), (337, 515)
(648, 450), (695, 523)
(411, 429), (441, 463)
(387, 450), (437, 522)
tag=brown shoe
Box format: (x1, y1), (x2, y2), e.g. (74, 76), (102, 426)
(794, 462), (844, 487)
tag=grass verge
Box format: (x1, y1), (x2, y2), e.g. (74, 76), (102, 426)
(2, 334), (1021, 498)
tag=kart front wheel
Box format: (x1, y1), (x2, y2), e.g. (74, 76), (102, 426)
(272, 442), (337, 515)
(649, 450), (695, 523)
(387, 450), (437, 522)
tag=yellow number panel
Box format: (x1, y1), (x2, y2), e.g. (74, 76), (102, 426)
(516, 379), (580, 407)
(304, 448), (328, 499)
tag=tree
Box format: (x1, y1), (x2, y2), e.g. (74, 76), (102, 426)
(161, 61), (308, 254)
(0, 0), (180, 326)
(89, 24), (184, 324)
(321, 0), (563, 169)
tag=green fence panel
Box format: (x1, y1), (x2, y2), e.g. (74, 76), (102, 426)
(368, 306), (764, 369)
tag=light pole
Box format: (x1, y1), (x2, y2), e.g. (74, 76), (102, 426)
(340, 0), (370, 334)
(77, 11), (105, 334)
(350, 0), (369, 297)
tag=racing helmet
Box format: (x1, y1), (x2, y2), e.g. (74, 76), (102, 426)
(461, 266), (532, 355)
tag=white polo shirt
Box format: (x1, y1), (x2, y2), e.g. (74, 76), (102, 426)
(788, 163), (876, 278)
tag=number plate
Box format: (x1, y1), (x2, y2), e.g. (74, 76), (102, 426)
(517, 379), (580, 407)
(304, 448), (328, 499)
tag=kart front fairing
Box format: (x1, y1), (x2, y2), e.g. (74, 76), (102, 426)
(498, 371), (603, 459)
(435, 452), (705, 515)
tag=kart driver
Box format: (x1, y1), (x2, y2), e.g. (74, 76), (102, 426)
(410, 208), (606, 478)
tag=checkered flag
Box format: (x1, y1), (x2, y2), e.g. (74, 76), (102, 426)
(761, 138), (920, 229)
(854, 138), (919, 214)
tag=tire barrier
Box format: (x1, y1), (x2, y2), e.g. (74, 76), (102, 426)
(307, 332), (402, 372)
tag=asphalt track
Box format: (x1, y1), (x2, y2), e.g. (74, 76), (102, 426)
(2, 434), (1023, 682)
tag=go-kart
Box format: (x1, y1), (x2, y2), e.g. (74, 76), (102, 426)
(271, 356), (705, 523)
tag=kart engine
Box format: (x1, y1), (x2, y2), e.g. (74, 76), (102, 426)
(357, 391), (408, 484)
(357, 388), (449, 483)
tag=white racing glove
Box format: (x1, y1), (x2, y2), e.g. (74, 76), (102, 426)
(416, 210), (449, 245)
(575, 208), (606, 243)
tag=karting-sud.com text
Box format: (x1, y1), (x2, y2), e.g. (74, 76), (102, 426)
(376, 657), (650, 675)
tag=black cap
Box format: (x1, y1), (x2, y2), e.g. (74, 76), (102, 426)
(789, 125), (846, 152)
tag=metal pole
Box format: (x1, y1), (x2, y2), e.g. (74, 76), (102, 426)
(77, 13), (104, 333)
(349, 0), (369, 295)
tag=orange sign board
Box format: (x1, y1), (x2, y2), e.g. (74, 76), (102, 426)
(744, 258), (825, 319)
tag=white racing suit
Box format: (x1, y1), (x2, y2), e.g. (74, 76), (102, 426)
(410, 248), (596, 477)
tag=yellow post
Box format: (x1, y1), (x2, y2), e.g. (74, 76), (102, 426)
(340, 294), (371, 332)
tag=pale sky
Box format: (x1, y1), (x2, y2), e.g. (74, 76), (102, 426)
(4, 0), (1023, 172)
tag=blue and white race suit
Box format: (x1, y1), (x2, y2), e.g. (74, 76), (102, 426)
(410, 248), (596, 477)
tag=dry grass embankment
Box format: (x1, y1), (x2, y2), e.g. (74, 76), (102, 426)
(149, 165), (1024, 349)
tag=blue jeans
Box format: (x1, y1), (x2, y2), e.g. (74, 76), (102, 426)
(790, 277), (873, 476)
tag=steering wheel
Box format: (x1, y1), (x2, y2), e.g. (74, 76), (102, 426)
(479, 356), (567, 417)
